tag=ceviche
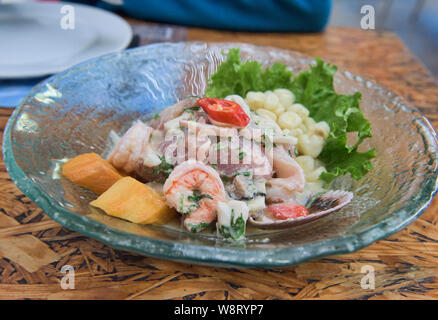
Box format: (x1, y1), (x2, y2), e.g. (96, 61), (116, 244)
(62, 49), (374, 241)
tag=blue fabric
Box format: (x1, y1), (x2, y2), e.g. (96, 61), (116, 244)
(0, 78), (45, 107)
(121, 0), (331, 32)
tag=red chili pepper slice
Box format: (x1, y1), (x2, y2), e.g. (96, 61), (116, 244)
(197, 97), (250, 128)
(267, 203), (309, 220)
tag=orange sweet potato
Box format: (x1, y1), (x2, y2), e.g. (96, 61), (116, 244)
(90, 176), (176, 225)
(62, 153), (122, 194)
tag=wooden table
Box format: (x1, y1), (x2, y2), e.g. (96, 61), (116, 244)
(1, 23), (438, 300)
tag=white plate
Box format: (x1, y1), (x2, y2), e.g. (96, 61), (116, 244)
(0, 2), (132, 78)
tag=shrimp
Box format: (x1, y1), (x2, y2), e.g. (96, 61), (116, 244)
(108, 121), (153, 173)
(163, 160), (226, 232)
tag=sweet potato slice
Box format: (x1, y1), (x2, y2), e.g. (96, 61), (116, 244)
(90, 176), (176, 225)
(62, 153), (122, 194)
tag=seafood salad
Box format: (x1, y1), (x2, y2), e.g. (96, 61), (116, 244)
(62, 49), (374, 241)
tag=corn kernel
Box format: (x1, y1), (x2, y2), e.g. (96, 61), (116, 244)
(264, 92), (280, 111)
(273, 88), (292, 96)
(306, 167), (326, 182)
(304, 117), (316, 129)
(278, 111), (302, 130)
(274, 89), (295, 106)
(274, 104), (285, 116)
(246, 91), (266, 109)
(296, 155), (315, 173)
(289, 128), (304, 138)
(287, 103), (310, 118)
(312, 121), (330, 139)
(297, 134), (324, 158)
(297, 123), (307, 132)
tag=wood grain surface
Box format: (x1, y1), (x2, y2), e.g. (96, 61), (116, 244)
(1, 25), (438, 300)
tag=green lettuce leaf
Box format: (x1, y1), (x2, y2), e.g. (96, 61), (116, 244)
(290, 58), (375, 182)
(205, 48), (375, 183)
(205, 48), (294, 98)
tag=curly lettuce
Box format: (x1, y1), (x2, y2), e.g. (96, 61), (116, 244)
(205, 48), (375, 183)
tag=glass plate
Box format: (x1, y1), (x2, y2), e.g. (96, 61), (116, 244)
(3, 42), (438, 267)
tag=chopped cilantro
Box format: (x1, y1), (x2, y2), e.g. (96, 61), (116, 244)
(152, 155), (174, 177)
(261, 133), (274, 152)
(180, 190), (214, 215)
(236, 171), (252, 177)
(188, 222), (211, 233)
(183, 106), (200, 114)
(188, 190), (214, 203)
(219, 209), (246, 240)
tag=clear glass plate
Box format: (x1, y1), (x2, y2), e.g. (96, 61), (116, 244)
(3, 42), (438, 267)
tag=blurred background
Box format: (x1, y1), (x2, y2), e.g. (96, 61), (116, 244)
(1, 0), (437, 107)
(331, 0), (438, 79)
(2, 0), (436, 75)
